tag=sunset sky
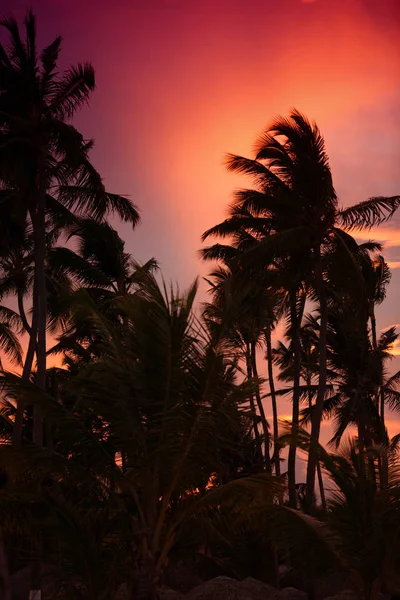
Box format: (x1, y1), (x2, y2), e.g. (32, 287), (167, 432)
(5, 0), (400, 449)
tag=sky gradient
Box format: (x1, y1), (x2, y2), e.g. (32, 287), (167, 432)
(4, 0), (400, 451)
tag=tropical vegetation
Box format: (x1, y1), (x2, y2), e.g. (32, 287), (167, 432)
(0, 11), (400, 600)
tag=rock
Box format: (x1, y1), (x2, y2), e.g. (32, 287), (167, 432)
(187, 576), (255, 600)
(279, 588), (308, 600)
(324, 591), (358, 600)
(240, 577), (281, 600)
(159, 587), (185, 600)
(187, 576), (299, 600)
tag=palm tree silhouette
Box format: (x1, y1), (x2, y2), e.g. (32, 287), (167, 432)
(202, 109), (400, 511)
(0, 12), (139, 443)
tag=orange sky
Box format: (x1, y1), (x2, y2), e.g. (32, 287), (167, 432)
(5, 0), (400, 460)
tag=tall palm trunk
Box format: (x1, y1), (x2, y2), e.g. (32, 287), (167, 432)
(316, 461), (327, 514)
(31, 160), (47, 446)
(251, 341), (272, 473)
(288, 292), (302, 509)
(370, 306), (388, 487)
(305, 246), (328, 514)
(13, 291), (39, 442)
(306, 374), (327, 513)
(265, 324), (280, 476)
(245, 343), (263, 468)
(370, 305), (385, 426)
(370, 307), (378, 353)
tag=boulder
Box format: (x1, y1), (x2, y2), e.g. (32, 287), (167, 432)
(163, 563), (203, 593)
(240, 577), (281, 600)
(187, 576), (301, 600)
(279, 588), (308, 600)
(187, 577), (255, 600)
(159, 587), (185, 600)
(324, 591), (358, 600)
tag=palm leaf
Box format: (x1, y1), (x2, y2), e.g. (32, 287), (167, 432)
(339, 196), (400, 230)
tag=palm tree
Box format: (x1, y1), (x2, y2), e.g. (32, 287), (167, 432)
(273, 315), (328, 511)
(202, 109), (400, 511)
(0, 12), (139, 443)
(46, 220), (158, 371)
(0, 269), (344, 599)
(0, 271), (282, 599)
(358, 251), (391, 425)
(323, 440), (400, 600)
(202, 250), (283, 474)
(301, 309), (400, 469)
(0, 308), (23, 371)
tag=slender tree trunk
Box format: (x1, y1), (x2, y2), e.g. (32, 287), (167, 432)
(357, 413), (367, 481)
(371, 309), (388, 487)
(17, 289), (32, 335)
(132, 557), (158, 600)
(306, 375), (327, 514)
(305, 246), (328, 514)
(251, 341), (272, 474)
(246, 343), (263, 468)
(370, 309), (377, 353)
(265, 325), (280, 476)
(316, 460), (327, 514)
(288, 292), (302, 509)
(371, 308), (386, 431)
(13, 292), (38, 443)
(31, 160), (47, 446)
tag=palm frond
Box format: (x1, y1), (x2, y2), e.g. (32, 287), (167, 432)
(339, 196), (400, 230)
(49, 63), (95, 119)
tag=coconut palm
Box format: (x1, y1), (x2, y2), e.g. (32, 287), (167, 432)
(358, 252), (391, 424)
(0, 12), (139, 444)
(202, 109), (400, 511)
(273, 315), (329, 511)
(0, 269), (345, 599)
(300, 312), (400, 462)
(0, 223), (77, 442)
(0, 271), (282, 599)
(0, 308), (23, 371)
(323, 440), (400, 600)
(46, 220), (158, 371)
(202, 247), (284, 474)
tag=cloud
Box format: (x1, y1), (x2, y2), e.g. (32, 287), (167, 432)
(354, 226), (400, 248)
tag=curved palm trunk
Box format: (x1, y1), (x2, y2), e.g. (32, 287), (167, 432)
(246, 343), (263, 469)
(305, 246), (328, 514)
(17, 289), (32, 335)
(251, 341), (272, 474)
(288, 292), (302, 509)
(265, 325), (280, 476)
